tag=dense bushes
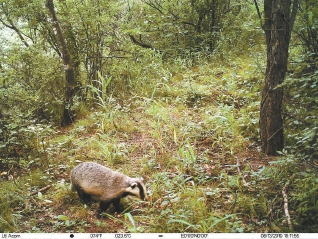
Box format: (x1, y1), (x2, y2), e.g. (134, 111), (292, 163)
(0, 46), (63, 162)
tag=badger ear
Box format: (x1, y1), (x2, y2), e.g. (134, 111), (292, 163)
(131, 182), (137, 189)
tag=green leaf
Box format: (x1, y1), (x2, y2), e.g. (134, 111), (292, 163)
(37, 192), (43, 200)
(167, 219), (200, 230)
(125, 212), (136, 229)
(57, 215), (69, 221)
(308, 12), (313, 26)
(207, 214), (235, 231)
(65, 220), (70, 227)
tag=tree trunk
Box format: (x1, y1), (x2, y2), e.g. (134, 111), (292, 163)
(46, 0), (77, 126)
(260, 0), (298, 155)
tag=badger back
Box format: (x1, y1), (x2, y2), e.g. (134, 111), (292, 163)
(70, 162), (147, 200)
(70, 162), (117, 197)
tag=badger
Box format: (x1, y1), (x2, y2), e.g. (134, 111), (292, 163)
(70, 162), (147, 214)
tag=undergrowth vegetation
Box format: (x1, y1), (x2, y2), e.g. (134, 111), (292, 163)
(1, 52), (317, 232)
(1, 0), (318, 234)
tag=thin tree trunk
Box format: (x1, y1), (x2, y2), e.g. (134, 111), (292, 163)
(260, 0), (298, 155)
(46, 0), (77, 126)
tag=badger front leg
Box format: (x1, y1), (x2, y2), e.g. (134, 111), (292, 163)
(99, 200), (112, 212)
(74, 185), (91, 203)
(112, 198), (123, 212)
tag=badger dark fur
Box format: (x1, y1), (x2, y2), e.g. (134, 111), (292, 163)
(70, 162), (146, 213)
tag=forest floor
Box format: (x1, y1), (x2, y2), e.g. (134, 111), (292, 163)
(25, 122), (271, 233)
(1, 57), (305, 233)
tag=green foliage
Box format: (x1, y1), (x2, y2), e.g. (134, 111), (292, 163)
(125, 1), (262, 57)
(0, 46), (64, 122)
(0, 0), (317, 234)
(259, 155), (318, 232)
(283, 75), (318, 161)
(0, 46), (62, 164)
(293, 0), (318, 59)
(145, 169), (243, 233)
(282, 55), (318, 161)
(0, 169), (52, 232)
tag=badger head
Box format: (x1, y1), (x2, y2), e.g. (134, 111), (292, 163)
(126, 178), (147, 201)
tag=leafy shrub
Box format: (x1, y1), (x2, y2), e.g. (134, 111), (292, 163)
(0, 46), (62, 164)
(250, 155), (318, 232)
(282, 64), (318, 161)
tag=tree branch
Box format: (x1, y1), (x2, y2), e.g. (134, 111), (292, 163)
(289, 0), (299, 31)
(30, 185), (52, 196)
(0, 18), (30, 47)
(267, 125), (284, 142)
(142, 0), (165, 15)
(129, 34), (155, 50)
(253, 0), (263, 29)
(282, 175), (295, 230)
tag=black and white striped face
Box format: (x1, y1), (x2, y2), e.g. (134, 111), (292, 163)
(126, 178), (147, 200)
